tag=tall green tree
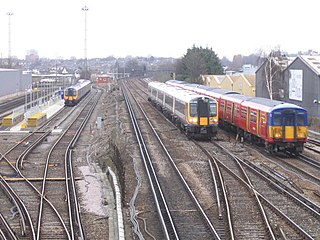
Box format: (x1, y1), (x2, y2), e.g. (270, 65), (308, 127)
(176, 46), (224, 83)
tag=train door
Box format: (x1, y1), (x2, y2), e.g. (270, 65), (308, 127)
(282, 112), (296, 141)
(257, 111), (261, 137)
(259, 112), (267, 138)
(220, 99), (225, 119)
(197, 98), (209, 126)
(248, 108), (257, 135)
(231, 103), (236, 124)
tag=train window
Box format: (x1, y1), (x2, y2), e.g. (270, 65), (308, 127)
(175, 100), (185, 115)
(66, 88), (76, 96)
(297, 113), (306, 125)
(220, 101), (225, 109)
(241, 108), (247, 119)
(158, 91), (164, 101)
(250, 110), (257, 123)
(209, 101), (217, 117)
(226, 102), (232, 113)
(198, 99), (209, 117)
(284, 115), (294, 126)
(151, 89), (156, 97)
(165, 94), (173, 107)
(273, 113), (281, 126)
(190, 101), (197, 116)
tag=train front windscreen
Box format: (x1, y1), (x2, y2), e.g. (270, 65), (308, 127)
(66, 88), (76, 96)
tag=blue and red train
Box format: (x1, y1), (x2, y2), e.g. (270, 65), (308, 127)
(166, 80), (308, 154)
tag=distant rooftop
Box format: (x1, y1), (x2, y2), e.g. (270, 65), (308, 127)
(0, 68), (17, 71)
(299, 55), (320, 75)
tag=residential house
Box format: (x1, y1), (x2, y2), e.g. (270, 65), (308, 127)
(230, 74), (256, 97)
(220, 75), (234, 91)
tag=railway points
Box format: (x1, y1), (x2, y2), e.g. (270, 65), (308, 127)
(1, 78), (320, 239)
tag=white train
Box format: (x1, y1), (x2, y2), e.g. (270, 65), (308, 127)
(148, 81), (219, 139)
(64, 79), (91, 106)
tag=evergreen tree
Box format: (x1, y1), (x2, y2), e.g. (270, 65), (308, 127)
(176, 46), (224, 83)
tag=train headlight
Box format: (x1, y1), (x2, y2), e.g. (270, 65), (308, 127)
(189, 118), (198, 124)
(273, 128), (282, 138)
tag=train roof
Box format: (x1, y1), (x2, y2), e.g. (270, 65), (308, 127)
(66, 79), (91, 91)
(221, 93), (252, 103)
(165, 80), (307, 113)
(202, 87), (239, 95)
(166, 80), (185, 85)
(242, 97), (305, 113)
(166, 80), (240, 95)
(149, 81), (216, 103)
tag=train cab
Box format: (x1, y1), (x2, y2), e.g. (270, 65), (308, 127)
(267, 103), (308, 153)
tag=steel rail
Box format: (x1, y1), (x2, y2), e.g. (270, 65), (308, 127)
(124, 81), (222, 239)
(121, 82), (178, 239)
(64, 92), (100, 240)
(0, 175), (34, 239)
(214, 142), (319, 238)
(0, 204), (18, 240)
(36, 91), (98, 240)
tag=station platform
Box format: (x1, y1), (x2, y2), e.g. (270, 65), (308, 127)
(7, 99), (65, 132)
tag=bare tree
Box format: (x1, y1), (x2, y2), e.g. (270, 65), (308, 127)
(258, 47), (286, 100)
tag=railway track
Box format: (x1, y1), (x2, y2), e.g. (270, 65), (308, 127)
(0, 95), (26, 117)
(305, 138), (320, 154)
(129, 79), (272, 239)
(128, 78), (320, 239)
(211, 140), (320, 239)
(122, 79), (223, 239)
(0, 90), (100, 239)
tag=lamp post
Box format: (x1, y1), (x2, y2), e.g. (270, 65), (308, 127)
(7, 12), (13, 68)
(82, 5), (88, 80)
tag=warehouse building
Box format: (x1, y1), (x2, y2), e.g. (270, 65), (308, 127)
(283, 55), (320, 117)
(0, 68), (32, 98)
(256, 55), (320, 117)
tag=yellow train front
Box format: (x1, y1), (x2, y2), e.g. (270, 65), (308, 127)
(64, 80), (91, 106)
(148, 81), (218, 140)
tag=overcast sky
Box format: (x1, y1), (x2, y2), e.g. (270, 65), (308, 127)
(0, 0), (318, 60)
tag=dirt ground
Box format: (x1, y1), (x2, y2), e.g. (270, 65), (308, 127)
(74, 84), (139, 239)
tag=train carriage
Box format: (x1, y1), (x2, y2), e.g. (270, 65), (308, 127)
(242, 98), (308, 154)
(165, 80), (308, 154)
(219, 94), (251, 129)
(148, 81), (218, 139)
(64, 79), (91, 106)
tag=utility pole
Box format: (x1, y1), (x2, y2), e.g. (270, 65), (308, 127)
(82, 6), (88, 80)
(7, 12), (13, 68)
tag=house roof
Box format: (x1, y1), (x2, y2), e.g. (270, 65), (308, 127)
(202, 75), (225, 84)
(230, 74), (255, 87)
(298, 55), (320, 75)
(244, 75), (256, 87)
(255, 56), (295, 73)
(221, 75), (234, 84)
